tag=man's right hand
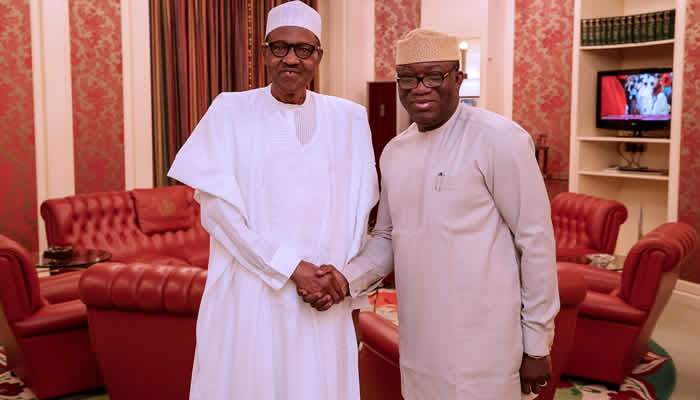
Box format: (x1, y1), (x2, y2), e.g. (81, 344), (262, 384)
(291, 261), (346, 311)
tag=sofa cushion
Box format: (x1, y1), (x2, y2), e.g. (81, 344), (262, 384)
(186, 249), (209, 269)
(132, 186), (194, 234)
(39, 270), (84, 304)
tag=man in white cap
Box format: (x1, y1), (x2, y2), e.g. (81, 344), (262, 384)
(168, 1), (377, 398)
(306, 28), (559, 399)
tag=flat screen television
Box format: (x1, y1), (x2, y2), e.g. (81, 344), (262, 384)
(596, 68), (673, 136)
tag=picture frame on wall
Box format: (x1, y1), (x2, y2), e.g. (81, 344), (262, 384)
(460, 97), (478, 107)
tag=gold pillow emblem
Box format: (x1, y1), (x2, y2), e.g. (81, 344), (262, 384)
(158, 199), (177, 217)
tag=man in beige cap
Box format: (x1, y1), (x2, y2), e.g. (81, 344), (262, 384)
(169, 1), (377, 398)
(307, 28), (559, 399)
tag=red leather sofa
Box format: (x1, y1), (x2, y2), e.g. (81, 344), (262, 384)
(356, 263), (588, 400)
(0, 235), (102, 399)
(564, 222), (698, 385)
(79, 262), (205, 400)
(551, 192), (628, 262)
(41, 185), (209, 269)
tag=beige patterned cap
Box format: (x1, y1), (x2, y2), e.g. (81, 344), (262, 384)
(396, 28), (460, 65)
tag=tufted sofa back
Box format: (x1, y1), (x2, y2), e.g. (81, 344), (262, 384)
(551, 192), (628, 253)
(40, 186), (209, 267)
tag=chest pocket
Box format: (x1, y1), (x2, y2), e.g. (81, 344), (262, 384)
(432, 171), (492, 219)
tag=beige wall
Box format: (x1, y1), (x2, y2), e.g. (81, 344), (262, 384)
(420, 0), (486, 37)
(484, 0), (514, 117)
(420, 0), (514, 117)
(318, 0), (375, 108)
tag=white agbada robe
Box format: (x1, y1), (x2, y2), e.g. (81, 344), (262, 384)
(168, 87), (378, 400)
(344, 104), (560, 400)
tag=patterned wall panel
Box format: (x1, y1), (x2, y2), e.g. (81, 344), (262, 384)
(680, 0), (700, 284)
(512, 0), (574, 183)
(375, 0), (421, 80)
(0, 0), (38, 251)
(70, 0), (125, 194)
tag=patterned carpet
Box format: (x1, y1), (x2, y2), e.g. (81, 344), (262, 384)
(555, 341), (676, 400)
(368, 289), (677, 400)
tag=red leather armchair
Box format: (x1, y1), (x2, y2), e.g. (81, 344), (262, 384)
(564, 222), (698, 385)
(357, 264), (587, 400)
(551, 192), (628, 262)
(0, 235), (101, 399)
(79, 262), (205, 400)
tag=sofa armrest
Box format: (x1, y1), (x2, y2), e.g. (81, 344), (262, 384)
(579, 291), (646, 325)
(39, 270), (84, 304)
(79, 262), (206, 315)
(12, 300), (87, 337)
(556, 263), (587, 307)
(557, 262), (621, 294)
(357, 311), (400, 367)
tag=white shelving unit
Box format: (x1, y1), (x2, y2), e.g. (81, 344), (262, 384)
(569, 0), (686, 255)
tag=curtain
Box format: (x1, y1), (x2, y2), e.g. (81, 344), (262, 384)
(150, 0), (247, 186)
(150, 0), (315, 186)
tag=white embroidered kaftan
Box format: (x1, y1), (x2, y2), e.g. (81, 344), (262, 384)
(168, 87), (378, 400)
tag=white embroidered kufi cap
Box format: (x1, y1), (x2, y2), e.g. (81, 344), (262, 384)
(265, 1), (321, 40)
(396, 28), (460, 65)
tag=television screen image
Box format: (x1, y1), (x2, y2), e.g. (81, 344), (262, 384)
(597, 68), (673, 133)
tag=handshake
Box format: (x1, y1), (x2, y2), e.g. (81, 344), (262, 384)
(290, 261), (349, 311)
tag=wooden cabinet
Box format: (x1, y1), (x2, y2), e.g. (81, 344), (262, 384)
(367, 81), (397, 169)
(367, 81), (398, 226)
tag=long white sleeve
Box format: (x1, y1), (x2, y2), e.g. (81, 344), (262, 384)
(486, 128), (560, 357)
(344, 179), (394, 297)
(196, 190), (302, 290)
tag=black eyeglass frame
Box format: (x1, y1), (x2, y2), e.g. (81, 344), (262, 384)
(263, 41), (323, 60)
(395, 66), (459, 90)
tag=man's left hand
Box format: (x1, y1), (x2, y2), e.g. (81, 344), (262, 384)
(520, 353), (551, 395)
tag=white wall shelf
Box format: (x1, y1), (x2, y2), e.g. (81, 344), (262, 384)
(578, 136), (671, 143)
(581, 39), (675, 51)
(578, 170), (670, 180)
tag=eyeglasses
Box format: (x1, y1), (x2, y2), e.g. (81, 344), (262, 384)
(264, 41), (322, 60)
(396, 69), (455, 90)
